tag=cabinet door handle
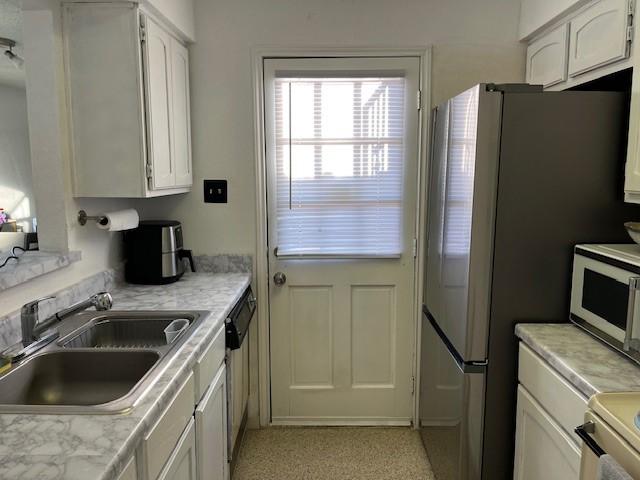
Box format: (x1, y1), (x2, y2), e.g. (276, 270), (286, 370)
(625, 277), (640, 351)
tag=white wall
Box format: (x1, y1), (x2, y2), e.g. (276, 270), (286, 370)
(145, 0), (195, 41)
(519, 0), (587, 39)
(138, 0), (526, 258)
(0, 84), (35, 238)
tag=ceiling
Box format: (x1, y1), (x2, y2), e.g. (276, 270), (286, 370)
(0, 0), (25, 89)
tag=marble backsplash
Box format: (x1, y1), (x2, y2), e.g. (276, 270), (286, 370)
(0, 254), (252, 350)
(0, 268), (118, 349)
(192, 254), (252, 273)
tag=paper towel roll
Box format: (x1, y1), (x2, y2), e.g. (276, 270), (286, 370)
(96, 209), (140, 231)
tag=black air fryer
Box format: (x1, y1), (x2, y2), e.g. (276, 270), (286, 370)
(124, 220), (195, 284)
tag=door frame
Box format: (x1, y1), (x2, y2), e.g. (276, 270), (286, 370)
(251, 46), (432, 427)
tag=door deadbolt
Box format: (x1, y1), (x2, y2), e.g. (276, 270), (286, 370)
(273, 272), (287, 285)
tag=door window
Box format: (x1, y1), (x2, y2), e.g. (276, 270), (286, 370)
(273, 76), (406, 257)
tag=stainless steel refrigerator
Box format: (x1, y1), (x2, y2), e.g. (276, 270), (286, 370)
(420, 84), (639, 479)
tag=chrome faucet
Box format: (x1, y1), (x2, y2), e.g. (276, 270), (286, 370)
(21, 292), (113, 347)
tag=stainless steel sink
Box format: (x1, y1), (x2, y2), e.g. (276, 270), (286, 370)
(61, 315), (195, 349)
(0, 350), (159, 412)
(0, 310), (208, 414)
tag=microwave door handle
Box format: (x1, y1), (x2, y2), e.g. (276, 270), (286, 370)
(625, 277), (640, 351)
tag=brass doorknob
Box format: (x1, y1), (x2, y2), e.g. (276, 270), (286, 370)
(273, 272), (287, 286)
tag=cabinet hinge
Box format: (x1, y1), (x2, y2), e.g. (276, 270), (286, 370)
(412, 238), (418, 258)
(145, 163), (153, 179)
(139, 22), (146, 43)
(410, 376), (415, 395)
(416, 90), (422, 111)
(628, 0), (635, 44)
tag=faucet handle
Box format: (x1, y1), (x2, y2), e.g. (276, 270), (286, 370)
(21, 296), (56, 315)
(21, 296), (56, 347)
(91, 292), (113, 311)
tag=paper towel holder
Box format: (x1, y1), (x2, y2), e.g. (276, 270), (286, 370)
(77, 210), (108, 227)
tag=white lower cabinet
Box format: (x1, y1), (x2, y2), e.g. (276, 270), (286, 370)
(142, 373), (195, 480)
(514, 343), (587, 480)
(230, 335), (249, 453)
(140, 326), (229, 480)
(117, 456), (138, 480)
(514, 386), (581, 480)
(158, 419), (197, 480)
(195, 366), (228, 480)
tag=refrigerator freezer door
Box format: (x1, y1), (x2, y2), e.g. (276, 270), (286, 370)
(419, 313), (485, 480)
(424, 84), (502, 362)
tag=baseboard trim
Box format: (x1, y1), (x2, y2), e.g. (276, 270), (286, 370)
(271, 418), (411, 426)
(420, 419), (459, 427)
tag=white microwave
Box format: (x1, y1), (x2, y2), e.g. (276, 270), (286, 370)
(571, 244), (640, 363)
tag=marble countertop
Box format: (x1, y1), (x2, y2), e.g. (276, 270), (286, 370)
(0, 272), (251, 480)
(516, 323), (640, 398)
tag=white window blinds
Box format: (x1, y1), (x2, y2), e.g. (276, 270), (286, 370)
(273, 76), (406, 257)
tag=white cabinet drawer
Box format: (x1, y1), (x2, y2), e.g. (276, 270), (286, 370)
(514, 386), (581, 480)
(194, 325), (226, 403)
(568, 0), (631, 77)
(157, 418), (197, 480)
(526, 24), (569, 88)
(518, 343), (588, 445)
(143, 372), (195, 480)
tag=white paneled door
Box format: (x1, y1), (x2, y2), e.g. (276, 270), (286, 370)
(264, 57), (421, 423)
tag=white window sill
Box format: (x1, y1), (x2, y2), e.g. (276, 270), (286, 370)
(0, 251), (82, 293)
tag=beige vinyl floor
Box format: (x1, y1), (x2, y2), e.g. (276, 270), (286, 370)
(232, 427), (434, 480)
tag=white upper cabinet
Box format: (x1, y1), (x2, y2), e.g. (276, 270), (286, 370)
(170, 38), (193, 188)
(520, 0), (634, 91)
(568, 0), (632, 77)
(526, 24), (570, 87)
(144, 17), (175, 190)
(63, 3), (193, 198)
(625, 61), (640, 201)
(522, 0), (640, 202)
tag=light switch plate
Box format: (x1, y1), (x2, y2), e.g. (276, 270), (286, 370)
(204, 180), (228, 203)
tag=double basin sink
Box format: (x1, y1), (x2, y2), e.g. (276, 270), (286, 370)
(0, 310), (207, 414)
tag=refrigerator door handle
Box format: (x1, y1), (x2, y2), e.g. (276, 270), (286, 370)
(423, 306), (487, 374)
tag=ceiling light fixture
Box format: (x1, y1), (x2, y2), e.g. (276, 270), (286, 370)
(0, 37), (24, 69)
